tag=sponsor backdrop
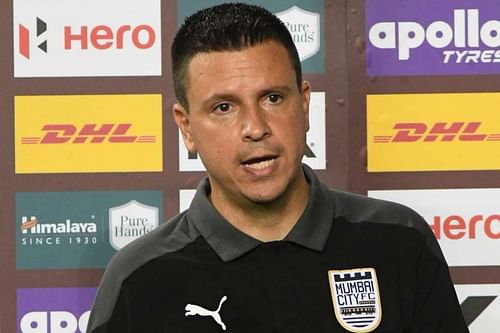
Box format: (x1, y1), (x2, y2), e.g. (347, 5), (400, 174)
(0, 0), (498, 331)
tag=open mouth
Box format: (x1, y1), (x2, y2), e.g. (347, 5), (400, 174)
(242, 157), (276, 170)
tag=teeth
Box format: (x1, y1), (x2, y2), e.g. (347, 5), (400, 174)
(246, 158), (274, 170)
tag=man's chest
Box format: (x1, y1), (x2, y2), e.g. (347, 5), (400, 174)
(123, 247), (406, 332)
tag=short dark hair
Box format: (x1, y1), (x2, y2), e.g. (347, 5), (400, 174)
(171, 3), (302, 110)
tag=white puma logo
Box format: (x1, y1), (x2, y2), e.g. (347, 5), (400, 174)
(185, 296), (228, 331)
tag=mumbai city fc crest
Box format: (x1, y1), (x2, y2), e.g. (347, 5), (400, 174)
(328, 268), (382, 332)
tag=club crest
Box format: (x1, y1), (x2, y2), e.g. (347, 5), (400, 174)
(328, 268), (382, 332)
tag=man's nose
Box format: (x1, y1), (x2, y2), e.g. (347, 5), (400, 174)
(240, 104), (272, 141)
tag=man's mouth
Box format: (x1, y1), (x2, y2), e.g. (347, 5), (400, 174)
(243, 157), (276, 170)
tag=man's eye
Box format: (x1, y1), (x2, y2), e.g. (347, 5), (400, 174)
(268, 94), (282, 103)
(215, 103), (230, 112)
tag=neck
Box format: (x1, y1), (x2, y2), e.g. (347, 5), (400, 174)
(210, 175), (310, 242)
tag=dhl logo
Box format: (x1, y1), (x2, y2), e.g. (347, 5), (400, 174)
(21, 123), (156, 144)
(374, 122), (500, 143)
(15, 94), (162, 173)
(367, 92), (500, 172)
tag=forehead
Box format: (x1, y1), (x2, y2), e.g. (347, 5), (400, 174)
(185, 42), (296, 95)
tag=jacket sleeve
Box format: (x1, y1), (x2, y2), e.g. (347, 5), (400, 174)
(409, 233), (469, 333)
(87, 289), (131, 333)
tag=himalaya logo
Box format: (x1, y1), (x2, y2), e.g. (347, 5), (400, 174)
(368, 9), (500, 63)
(21, 216), (97, 234)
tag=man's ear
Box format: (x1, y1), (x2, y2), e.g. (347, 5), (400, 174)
(173, 102), (197, 153)
(301, 80), (311, 132)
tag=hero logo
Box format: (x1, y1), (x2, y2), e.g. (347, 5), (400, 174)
(19, 17), (48, 59)
(431, 214), (500, 240)
(373, 122), (500, 143)
(367, 189), (500, 266)
(21, 123), (156, 144)
(369, 9), (500, 63)
(64, 24), (155, 50)
(18, 22), (155, 58)
(20, 311), (89, 333)
(13, 0), (161, 77)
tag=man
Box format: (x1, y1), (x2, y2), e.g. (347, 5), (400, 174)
(87, 3), (468, 332)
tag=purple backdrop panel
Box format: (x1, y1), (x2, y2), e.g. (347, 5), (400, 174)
(17, 288), (96, 333)
(365, 0), (500, 76)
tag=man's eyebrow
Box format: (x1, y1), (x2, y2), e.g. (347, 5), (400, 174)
(258, 85), (293, 96)
(201, 93), (240, 106)
(201, 85), (294, 106)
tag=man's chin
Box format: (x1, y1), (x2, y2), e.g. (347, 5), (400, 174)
(243, 189), (287, 207)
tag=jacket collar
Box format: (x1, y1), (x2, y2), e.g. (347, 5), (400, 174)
(187, 164), (335, 261)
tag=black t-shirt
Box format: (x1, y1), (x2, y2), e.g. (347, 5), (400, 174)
(87, 165), (468, 333)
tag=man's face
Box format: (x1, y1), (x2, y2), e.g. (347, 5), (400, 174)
(174, 41), (310, 207)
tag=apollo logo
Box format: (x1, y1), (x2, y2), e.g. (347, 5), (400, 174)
(373, 122), (500, 143)
(18, 17), (47, 59)
(17, 288), (95, 333)
(365, 1), (500, 76)
(21, 123), (156, 145)
(369, 9), (500, 62)
(20, 311), (90, 333)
